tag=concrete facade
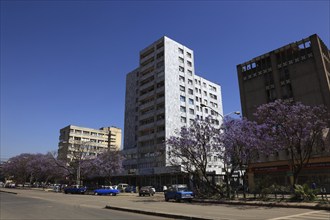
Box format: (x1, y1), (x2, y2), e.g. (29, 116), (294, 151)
(58, 125), (122, 162)
(123, 36), (224, 179)
(237, 34), (330, 120)
(236, 34), (330, 190)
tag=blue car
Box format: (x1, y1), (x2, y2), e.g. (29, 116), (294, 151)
(93, 186), (120, 196)
(164, 184), (194, 202)
(64, 185), (87, 194)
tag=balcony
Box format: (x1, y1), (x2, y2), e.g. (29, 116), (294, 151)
(139, 111), (155, 121)
(139, 79), (155, 91)
(137, 134), (155, 142)
(138, 122), (155, 131)
(139, 90), (155, 101)
(140, 52), (155, 64)
(139, 99), (155, 110)
(140, 61), (155, 73)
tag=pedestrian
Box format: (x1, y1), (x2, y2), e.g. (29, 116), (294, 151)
(163, 185), (167, 194)
(311, 182), (316, 190)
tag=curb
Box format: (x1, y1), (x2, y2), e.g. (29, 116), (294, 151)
(193, 199), (330, 211)
(105, 205), (212, 220)
(0, 190), (18, 195)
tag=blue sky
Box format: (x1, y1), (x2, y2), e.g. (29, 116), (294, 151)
(1, 0), (329, 159)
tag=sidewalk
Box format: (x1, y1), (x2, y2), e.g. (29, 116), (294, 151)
(104, 193), (330, 220)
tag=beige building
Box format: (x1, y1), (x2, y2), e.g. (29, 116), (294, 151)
(58, 125), (122, 162)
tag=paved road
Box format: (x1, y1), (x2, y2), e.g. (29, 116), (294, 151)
(0, 191), (170, 220)
(1, 189), (329, 220)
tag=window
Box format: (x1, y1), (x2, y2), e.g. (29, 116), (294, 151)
(180, 106), (186, 113)
(157, 81), (164, 88)
(195, 88), (198, 93)
(203, 91), (207, 96)
(188, 89), (193, 95)
(210, 94), (217, 100)
(190, 119), (194, 125)
(187, 61), (192, 67)
(209, 85), (217, 92)
(157, 114), (165, 121)
(189, 108), (194, 114)
(180, 95), (186, 102)
(195, 96), (199, 102)
(179, 57), (184, 63)
(188, 70), (193, 76)
(180, 85), (185, 92)
(157, 52), (164, 59)
(187, 52), (192, 58)
(189, 98), (194, 105)
(204, 108), (208, 113)
(196, 106), (200, 111)
(179, 66), (184, 72)
(180, 116), (186, 123)
(178, 48), (184, 54)
(203, 82), (206, 87)
(179, 75), (185, 82)
(188, 79), (193, 85)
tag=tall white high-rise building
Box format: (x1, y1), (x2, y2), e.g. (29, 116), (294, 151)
(123, 36), (223, 186)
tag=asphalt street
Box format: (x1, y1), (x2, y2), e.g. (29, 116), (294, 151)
(1, 189), (329, 220)
(0, 192), (171, 220)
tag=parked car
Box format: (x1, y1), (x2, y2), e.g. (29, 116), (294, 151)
(117, 183), (129, 192)
(125, 185), (137, 193)
(164, 184), (194, 202)
(139, 186), (155, 196)
(64, 185), (87, 194)
(93, 186), (120, 196)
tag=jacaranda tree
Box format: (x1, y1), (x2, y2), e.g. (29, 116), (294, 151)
(2, 153), (67, 185)
(2, 153), (35, 184)
(166, 117), (223, 196)
(80, 150), (123, 185)
(255, 100), (330, 186)
(221, 118), (273, 198)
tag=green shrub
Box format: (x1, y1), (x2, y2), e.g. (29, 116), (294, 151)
(293, 184), (317, 201)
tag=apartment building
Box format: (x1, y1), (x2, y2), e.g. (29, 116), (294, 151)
(123, 36), (224, 189)
(58, 125), (122, 162)
(236, 34), (330, 190)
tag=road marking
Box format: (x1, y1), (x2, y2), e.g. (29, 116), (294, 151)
(267, 210), (330, 220)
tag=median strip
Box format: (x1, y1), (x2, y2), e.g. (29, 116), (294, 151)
(105, 205), (212, 220)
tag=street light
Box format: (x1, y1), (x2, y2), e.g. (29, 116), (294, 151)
(200, 103), (240, 119)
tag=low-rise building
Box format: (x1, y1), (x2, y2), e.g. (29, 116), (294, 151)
(58, 125), (122, 162)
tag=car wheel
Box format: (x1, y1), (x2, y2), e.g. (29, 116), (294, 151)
(139, 193), (142, 196)
(175, 197), (181, 202)
(113, 193), (117, 196)
(165, 196), (169, 202)
(188, 199), (192, 203)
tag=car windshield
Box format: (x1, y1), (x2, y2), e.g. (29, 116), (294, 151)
(177, 187), (189, 191)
